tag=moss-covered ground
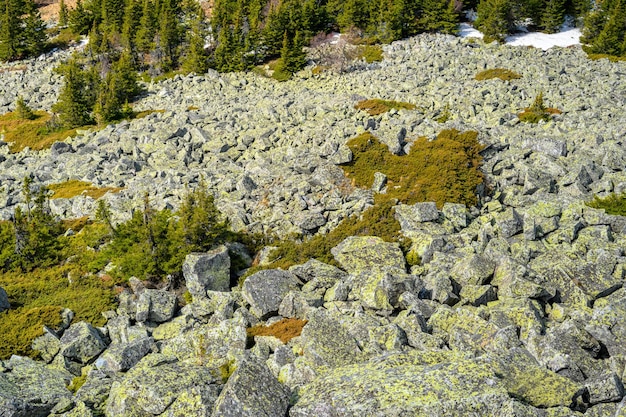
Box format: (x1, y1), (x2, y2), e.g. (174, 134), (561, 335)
(48, 179), (124, 200)
(354, 99), (416, 116)
(475, 68), (522, 81)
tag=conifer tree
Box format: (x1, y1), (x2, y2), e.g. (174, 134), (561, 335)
(15, 96), (35, 120)
(69, 0), (93, 35)
(58, 0), (68, 27)
(420, 0), (458, 34)
(542, 0), (565, 33)
(135, 0), (156, 53)
(22, 0), (47, 57)
(182, 9), (209, 74)
(102, 0), (125, 31)
(121, 0), (142, 52)
(52, 57), (95, 128)
(0, 0), (22, 61)
(587, 0), (626, 56)
(475, 0), (513, 43)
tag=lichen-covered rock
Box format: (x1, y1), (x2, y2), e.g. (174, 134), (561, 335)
(586, 289), (626, 357)
(0, 356), (72, 417)
(105, 354), (222, 416)
(242, 269), (301, 319)
(450, 254), (495, 286)
(183, 247), (231, 299)
(331, 236), (405, 274)
(135, 289), (177, 323)
(349, 270), (418, 310)
(299, 309), (365, 368)
(74, 369), (113, 414)
(95, 337), (154, 373)
(584, 372), (624, 405)
(0, 286), (9, 312)
(59, 321), (108, 366)
(395, 202), (440, 227)
(459, 284), (498, 306)
(160, 316), (247, 365)
(290, 350), (512, 417)
(289, 258), (347, 284)
(213, 352), (290, 417)
(31, 327), (61, 363)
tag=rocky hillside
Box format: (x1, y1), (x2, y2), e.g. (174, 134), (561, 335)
(1, 33), (626, 416)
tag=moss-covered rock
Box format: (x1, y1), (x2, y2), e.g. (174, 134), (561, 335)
(331, 236), (405, 274)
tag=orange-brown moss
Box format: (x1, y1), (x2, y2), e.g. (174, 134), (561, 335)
(247, 318), (308, 344)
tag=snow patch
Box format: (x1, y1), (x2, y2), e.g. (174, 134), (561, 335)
(459, 22), (581, 50)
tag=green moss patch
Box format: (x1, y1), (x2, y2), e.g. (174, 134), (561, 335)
(48, 179), (124, 200)
(475, 68), (522, 81)
(586, 192), (626, 216)
(0, 264), (116, 359)
(342, 130), (484, 208)
(354, 99), (416, 116)
(247, 318), (308, 344)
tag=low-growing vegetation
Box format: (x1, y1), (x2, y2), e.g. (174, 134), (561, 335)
(518, 93), (561, 124)
(586, 192), (626, 216)
(475, 68), (522, 81)
(247, 318), (308, 344)
(0, 111), (84, 153)
(48, 180), (123, 200)
(354, 99), (417, 116)
(342, 130), (484, 208)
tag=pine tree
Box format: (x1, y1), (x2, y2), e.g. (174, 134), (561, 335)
(420, 0), (458, 34)
(156, 0), (180, 72)
(274, 30), (306, 80)
(58, 0), (68, 27)
(542, 0), (565, 34)
(587, 0), (626, 56)
(22, 0), (47, 58)
(121, 0), (142, 52)
(182, 9), (209, 74)
(475, 0), (513, 43)
(102, 0), (125, 31)
(15, 96), (35, 120)
(69, 0), (93, 35)
(135, 0), (156, 53)
(0, 0), (22, 61)
(52, 57), (95, 128)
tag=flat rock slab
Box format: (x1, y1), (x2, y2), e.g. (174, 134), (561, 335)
(331, 236), (406, 274)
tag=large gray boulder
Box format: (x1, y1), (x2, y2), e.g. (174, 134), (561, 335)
(242, 269), (301, 319)
(135, 289), (177, 323)
(331, 236), (406, 274)
(95, 337), (154, 373)
(0, 356), (72, 417)
(183, 246), (231, 299)
(105, 354), (222, 416)
(59, 322), (108, 367)
(212, 352), (290, 417)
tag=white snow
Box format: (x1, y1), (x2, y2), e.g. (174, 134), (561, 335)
(459, 22), (581, 51)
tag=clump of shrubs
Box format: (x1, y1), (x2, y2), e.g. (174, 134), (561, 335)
(586, 192), (626, 216)
(354, 99), (416, 116)
(356, 45), (384, 63)
(475, 68), (522, 81)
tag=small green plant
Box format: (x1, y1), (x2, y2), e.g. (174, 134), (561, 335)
(69, 372), (88, 393)
(406, 249), (422, 266)
(435, 104), (451, 123)
(475, 68), (522, 81)
(355, 99), (416, 116)
(15, 96), (36, 120)
(586, 192), (626, 216)
(518, 92), (561, 123)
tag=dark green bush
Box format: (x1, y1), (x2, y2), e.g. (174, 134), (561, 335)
(587, 192), (626, 216)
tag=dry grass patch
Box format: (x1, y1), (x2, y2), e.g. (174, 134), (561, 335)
(0, 111), (85, 153)
(247, 318), (308, 344)
(355, 99), (416, 116)
(49, 180), (124, 199)
(475, 68), (522, 81)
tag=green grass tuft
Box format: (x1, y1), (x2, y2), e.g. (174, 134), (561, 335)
(48, 180), (124, 200)
(586, 192), (626, 216)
